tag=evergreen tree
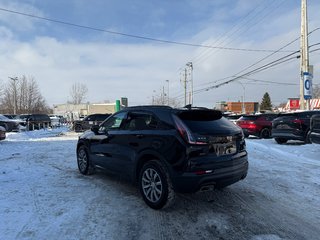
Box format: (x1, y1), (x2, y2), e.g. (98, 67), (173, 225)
(260, 92), (272, 111)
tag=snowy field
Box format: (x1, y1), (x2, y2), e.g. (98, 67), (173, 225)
(0, 129), (320, 240)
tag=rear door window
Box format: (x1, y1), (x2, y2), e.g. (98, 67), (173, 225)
(124, 112), (159, 130)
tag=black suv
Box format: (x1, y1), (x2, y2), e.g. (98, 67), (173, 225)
(272, 110), (320, 144)
(15, 114), (51, 130)
(73, 113), (111, 132)
(76, 106), (248, 209)
(310, 114), (320, 144)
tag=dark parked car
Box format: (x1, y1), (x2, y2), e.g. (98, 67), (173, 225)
(3, 114), (17, 119)
(76, 106), (248, 209)
(236, 114), (279, 138)
(0, 114), (21, 132)
(310, 114), (320, 144)
(73, 113), (111, 132)
(15, 114), (51, 130)
(272, 110), (320, 144)
(0, 126), (6, 140)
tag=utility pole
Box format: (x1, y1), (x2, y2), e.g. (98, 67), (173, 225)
(8, 77), (18, 114)
(182, 68), (187, 106)
(186, 62), (193, 105)
(300, 0), (310, 110)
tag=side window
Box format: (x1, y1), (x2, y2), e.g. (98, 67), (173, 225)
(99, 112), (126, 132)
(124, 112), (158, 130)
(86, 115), (94, 121)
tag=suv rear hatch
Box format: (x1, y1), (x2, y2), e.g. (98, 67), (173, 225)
(174, 109), (244, 157)
(272, 114), (303, 132)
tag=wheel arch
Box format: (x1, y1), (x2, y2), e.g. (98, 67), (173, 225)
(134, 150), (168, 183)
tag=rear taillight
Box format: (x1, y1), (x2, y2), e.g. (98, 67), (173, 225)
(293, 119), (304, 125)
(173, 115), (207, 145)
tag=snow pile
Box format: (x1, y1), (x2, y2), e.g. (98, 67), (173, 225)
(0, 131), (320, 239)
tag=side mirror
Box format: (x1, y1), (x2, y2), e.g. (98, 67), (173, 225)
(91, 125), (100, 134)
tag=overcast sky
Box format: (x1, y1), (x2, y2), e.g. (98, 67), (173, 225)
(0, 0), (319, 107)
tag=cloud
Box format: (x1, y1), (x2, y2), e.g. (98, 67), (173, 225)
(0, 0), (319, 108)
(0, 1), (44, 32)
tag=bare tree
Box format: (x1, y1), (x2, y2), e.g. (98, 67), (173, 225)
(70, 82), (88, 104)
(152, 95), (181, 107)
(0, 76), (50, 114)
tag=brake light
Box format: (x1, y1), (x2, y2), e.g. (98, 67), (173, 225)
(173, 115), (207, 145)
(293, 119), (304, 125)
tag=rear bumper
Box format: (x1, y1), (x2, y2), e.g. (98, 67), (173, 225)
(272, 130), (305, 141)
(242, 128), (259, 137)
(310, 132), (320, 144)
(171, 152), (248, 193)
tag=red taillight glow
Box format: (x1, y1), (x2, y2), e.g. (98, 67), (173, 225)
(293, 119), (304, 125)
(238, 120), (257, 129)
(195, 170), (213, 175)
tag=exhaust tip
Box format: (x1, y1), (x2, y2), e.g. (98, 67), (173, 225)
(199, 185), (215, 192)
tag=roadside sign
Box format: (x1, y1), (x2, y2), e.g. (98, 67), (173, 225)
(303, 72), (313, 100)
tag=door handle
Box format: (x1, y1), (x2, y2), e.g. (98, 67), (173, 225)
(135, 134), (144, 139)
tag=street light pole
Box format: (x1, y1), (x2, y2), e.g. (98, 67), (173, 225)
(166, 80), (169, 105)
(237, 81), (246, 113)
(8, 77), (18, 114)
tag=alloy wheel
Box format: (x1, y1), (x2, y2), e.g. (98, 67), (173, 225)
(78, 148), (88, 173)
(141, 168), (163, 203)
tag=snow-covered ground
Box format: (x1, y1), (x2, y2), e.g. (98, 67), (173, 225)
(0, 129), (319, 240)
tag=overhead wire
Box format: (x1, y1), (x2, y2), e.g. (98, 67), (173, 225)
(0, 7), (294, 53)
(190, 0), (269, 64)
(192, 0), (287, 66)
(172, 44), (320, 100)
(190, 28), (320, 91)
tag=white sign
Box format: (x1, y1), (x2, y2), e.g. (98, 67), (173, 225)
(303, 72), (312, 100)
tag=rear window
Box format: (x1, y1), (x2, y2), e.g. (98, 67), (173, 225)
(95, 114), (110, 121)
(239, 115), (259, 121)
(177, 110), (239, 134)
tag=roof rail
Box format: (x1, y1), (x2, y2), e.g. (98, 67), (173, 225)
(123, 105), (173, 110)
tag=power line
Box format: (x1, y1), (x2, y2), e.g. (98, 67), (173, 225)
(192, 0), (287, 66)
(188, 29), (320, 91)
(0, 7), (296, 53)
(172, 47), (304, 100)
(190, 0), (271, 64)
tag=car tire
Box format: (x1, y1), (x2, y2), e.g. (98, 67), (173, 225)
(260, 128), (271, 139)
(2, 123), (9, 132)
(77, 145), (95, 175)
(305, 130), (311, 144)
(74, 124), (83, 132)
(275, 138), (287, 144)
(139, 160), (175, 210)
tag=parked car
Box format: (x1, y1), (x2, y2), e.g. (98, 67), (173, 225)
(73, 113), (111, 132)
(76, 106), (248, 209)
(236, 113), (279, 138)
(272, 110), (320, 144)
(0, 114), (21, 132)
(3, 114), (17, 119)
(49, 115), (65, 127)
(310, 114), (320, 144)
(15, 114), (51, 130)
(224, 114), (243, 124)
(0, 126), (6, 140)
